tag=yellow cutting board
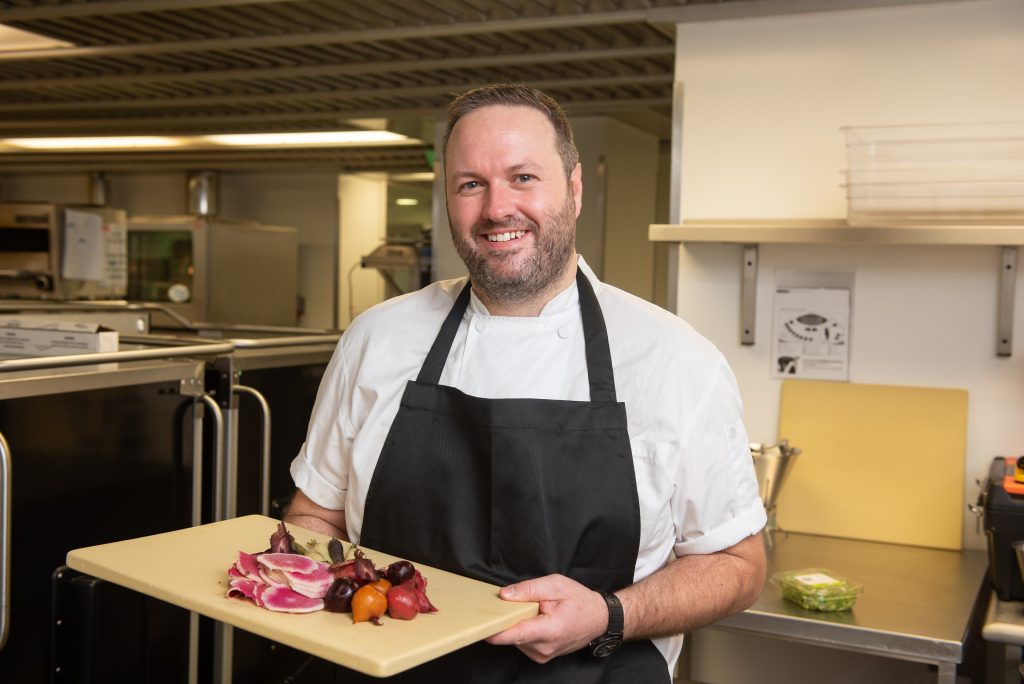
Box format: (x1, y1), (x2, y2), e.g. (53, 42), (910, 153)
(776, 380), (968, 550)
(66, 515), (538, 678)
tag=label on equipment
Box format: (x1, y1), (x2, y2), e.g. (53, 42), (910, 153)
(793, 573), (839, 586)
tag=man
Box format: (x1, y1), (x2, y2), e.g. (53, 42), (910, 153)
(286, 83), (766, 682)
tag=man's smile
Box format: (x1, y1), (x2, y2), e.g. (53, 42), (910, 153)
(485, 230), (527, 243)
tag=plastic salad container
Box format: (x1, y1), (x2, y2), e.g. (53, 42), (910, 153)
(772, 568), (862, 612)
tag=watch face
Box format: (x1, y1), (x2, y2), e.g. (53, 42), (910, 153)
(592, 637), (623, 658)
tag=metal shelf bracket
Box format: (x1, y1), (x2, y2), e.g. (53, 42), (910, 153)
(741, 245), (758, 345)
(998, 246), (1017, 357)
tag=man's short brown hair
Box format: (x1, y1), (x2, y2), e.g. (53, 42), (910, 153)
(442, 83), (580, 180)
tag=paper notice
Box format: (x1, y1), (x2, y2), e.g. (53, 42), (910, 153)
(63, 209), (105, 281)
(772, 287), (850, 381)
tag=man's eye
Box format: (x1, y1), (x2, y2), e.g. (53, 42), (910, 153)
(515, 174), (534, 183)
(460, 181), (480, 191)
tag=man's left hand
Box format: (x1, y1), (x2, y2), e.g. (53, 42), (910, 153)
(484, 574), (607, 663)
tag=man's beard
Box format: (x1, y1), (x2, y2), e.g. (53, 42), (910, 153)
(450, 192), (577, 308)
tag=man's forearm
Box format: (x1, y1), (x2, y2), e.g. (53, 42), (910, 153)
(283, 489), (349, 541)
(617, 533), (766, 640)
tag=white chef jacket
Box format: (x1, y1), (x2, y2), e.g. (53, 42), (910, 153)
(291, 256), (766, 670)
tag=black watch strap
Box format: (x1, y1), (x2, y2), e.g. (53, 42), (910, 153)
(589, 591), (624, 657)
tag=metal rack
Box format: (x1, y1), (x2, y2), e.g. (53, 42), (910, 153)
(0, 300), (339, 683)
(0, 333), (231, 682)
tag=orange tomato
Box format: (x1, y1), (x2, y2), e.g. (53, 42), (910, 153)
(368, 578), (392, 594)
(352, 584), (387, 623)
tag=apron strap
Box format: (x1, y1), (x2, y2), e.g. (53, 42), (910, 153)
(417, 280), (472, 384)
(417, 268), (618, 403)
(575, 268), (617, 403)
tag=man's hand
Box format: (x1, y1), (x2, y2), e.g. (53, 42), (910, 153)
(485, 574), (608, 663)
(485, 533), (765, 665)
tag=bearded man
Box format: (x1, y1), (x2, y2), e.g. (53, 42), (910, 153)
(286, 83), (766, 682)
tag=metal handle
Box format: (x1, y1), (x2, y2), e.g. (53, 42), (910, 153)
(198, 394), (225, 522)
(0, 431), (10, 651)
(0, 340), (235, 373)
(233, 385), (272, 517)
(177, 397), (210, 684)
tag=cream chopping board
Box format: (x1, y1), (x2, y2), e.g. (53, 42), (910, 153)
(776, 380), (968, 550)
(66, 515), (539, 678)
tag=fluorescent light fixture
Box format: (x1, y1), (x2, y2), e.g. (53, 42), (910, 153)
(0, 25), (75, 52)
(0, 130), (417, 153)
(200, 131), (410, 147)
(391, 172), (436, 182)
(2, 136), (183, 150)
(395, 198), (419, 206)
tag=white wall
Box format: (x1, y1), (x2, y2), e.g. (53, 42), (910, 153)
(338, 173), (387, 328)
(570, 118), (611, 276)
(674, 0), (1024, 551)
(604, 118), (658, 301)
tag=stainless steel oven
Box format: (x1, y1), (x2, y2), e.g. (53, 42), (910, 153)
(126, 215), (299, 326)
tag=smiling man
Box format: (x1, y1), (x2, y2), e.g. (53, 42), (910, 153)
(286, 83), (767, 682)
(445, 96), (580, 315)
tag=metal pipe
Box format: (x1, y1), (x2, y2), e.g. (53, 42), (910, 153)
(0, 10), (651, 61)
(187, 399), (204, 684)
(0, 301), (340, 337)
(186, 171), (218, 217)
(233, 385), (271, 516)
(0, 340), (234, 373)
(226, 334), (339, 349)
(0, 431), (10, 651)
(199, 395), (224, 522)
(0, 300), (198, 328)
(87, 171), (107, 206)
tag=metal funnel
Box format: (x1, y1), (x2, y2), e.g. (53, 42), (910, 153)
(750, 440), (801, 515)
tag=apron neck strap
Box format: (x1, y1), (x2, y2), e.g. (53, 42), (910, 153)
(417, 282), (472, 384)
(576, 268), (617, 403)
(417, 268), (618, 403)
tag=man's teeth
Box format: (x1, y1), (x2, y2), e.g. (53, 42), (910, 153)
(487, 230), (526, 243)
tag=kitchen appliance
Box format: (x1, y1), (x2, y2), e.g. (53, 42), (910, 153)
(126, 215), (298, 326)
(979, 456), (1024, 600)
(751, 440), (801, 536)
(0, 202), (127, 301)
(360, 241), (428, 298)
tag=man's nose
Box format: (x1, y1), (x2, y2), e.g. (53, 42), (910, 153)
(482, 184), (515, 223)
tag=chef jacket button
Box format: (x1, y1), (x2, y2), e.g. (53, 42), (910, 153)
(474, 319), (486, 332)
(557, 325), (572, 339)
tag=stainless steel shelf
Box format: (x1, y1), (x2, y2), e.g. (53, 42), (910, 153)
(649, 219), (1021, 356)
(649, 219), (1024, 245)
(0, 357), (206, 400)
(710, 531), (988, 684)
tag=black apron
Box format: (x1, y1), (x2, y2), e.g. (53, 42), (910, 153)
(350, 269), (670, 683)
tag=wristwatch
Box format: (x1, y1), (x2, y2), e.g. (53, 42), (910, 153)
(589, 591), (624, 657)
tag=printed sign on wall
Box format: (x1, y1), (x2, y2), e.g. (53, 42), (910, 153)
(772, 287), (850, 381)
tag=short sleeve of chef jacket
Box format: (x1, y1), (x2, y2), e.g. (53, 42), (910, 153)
(595, 281), (765, 569)
(289, 279), (462, 535)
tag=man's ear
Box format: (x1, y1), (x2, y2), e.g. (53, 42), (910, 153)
(571, 163), (583, 218)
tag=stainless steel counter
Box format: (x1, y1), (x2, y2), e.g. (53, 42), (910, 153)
(714, 531), (989, 683)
